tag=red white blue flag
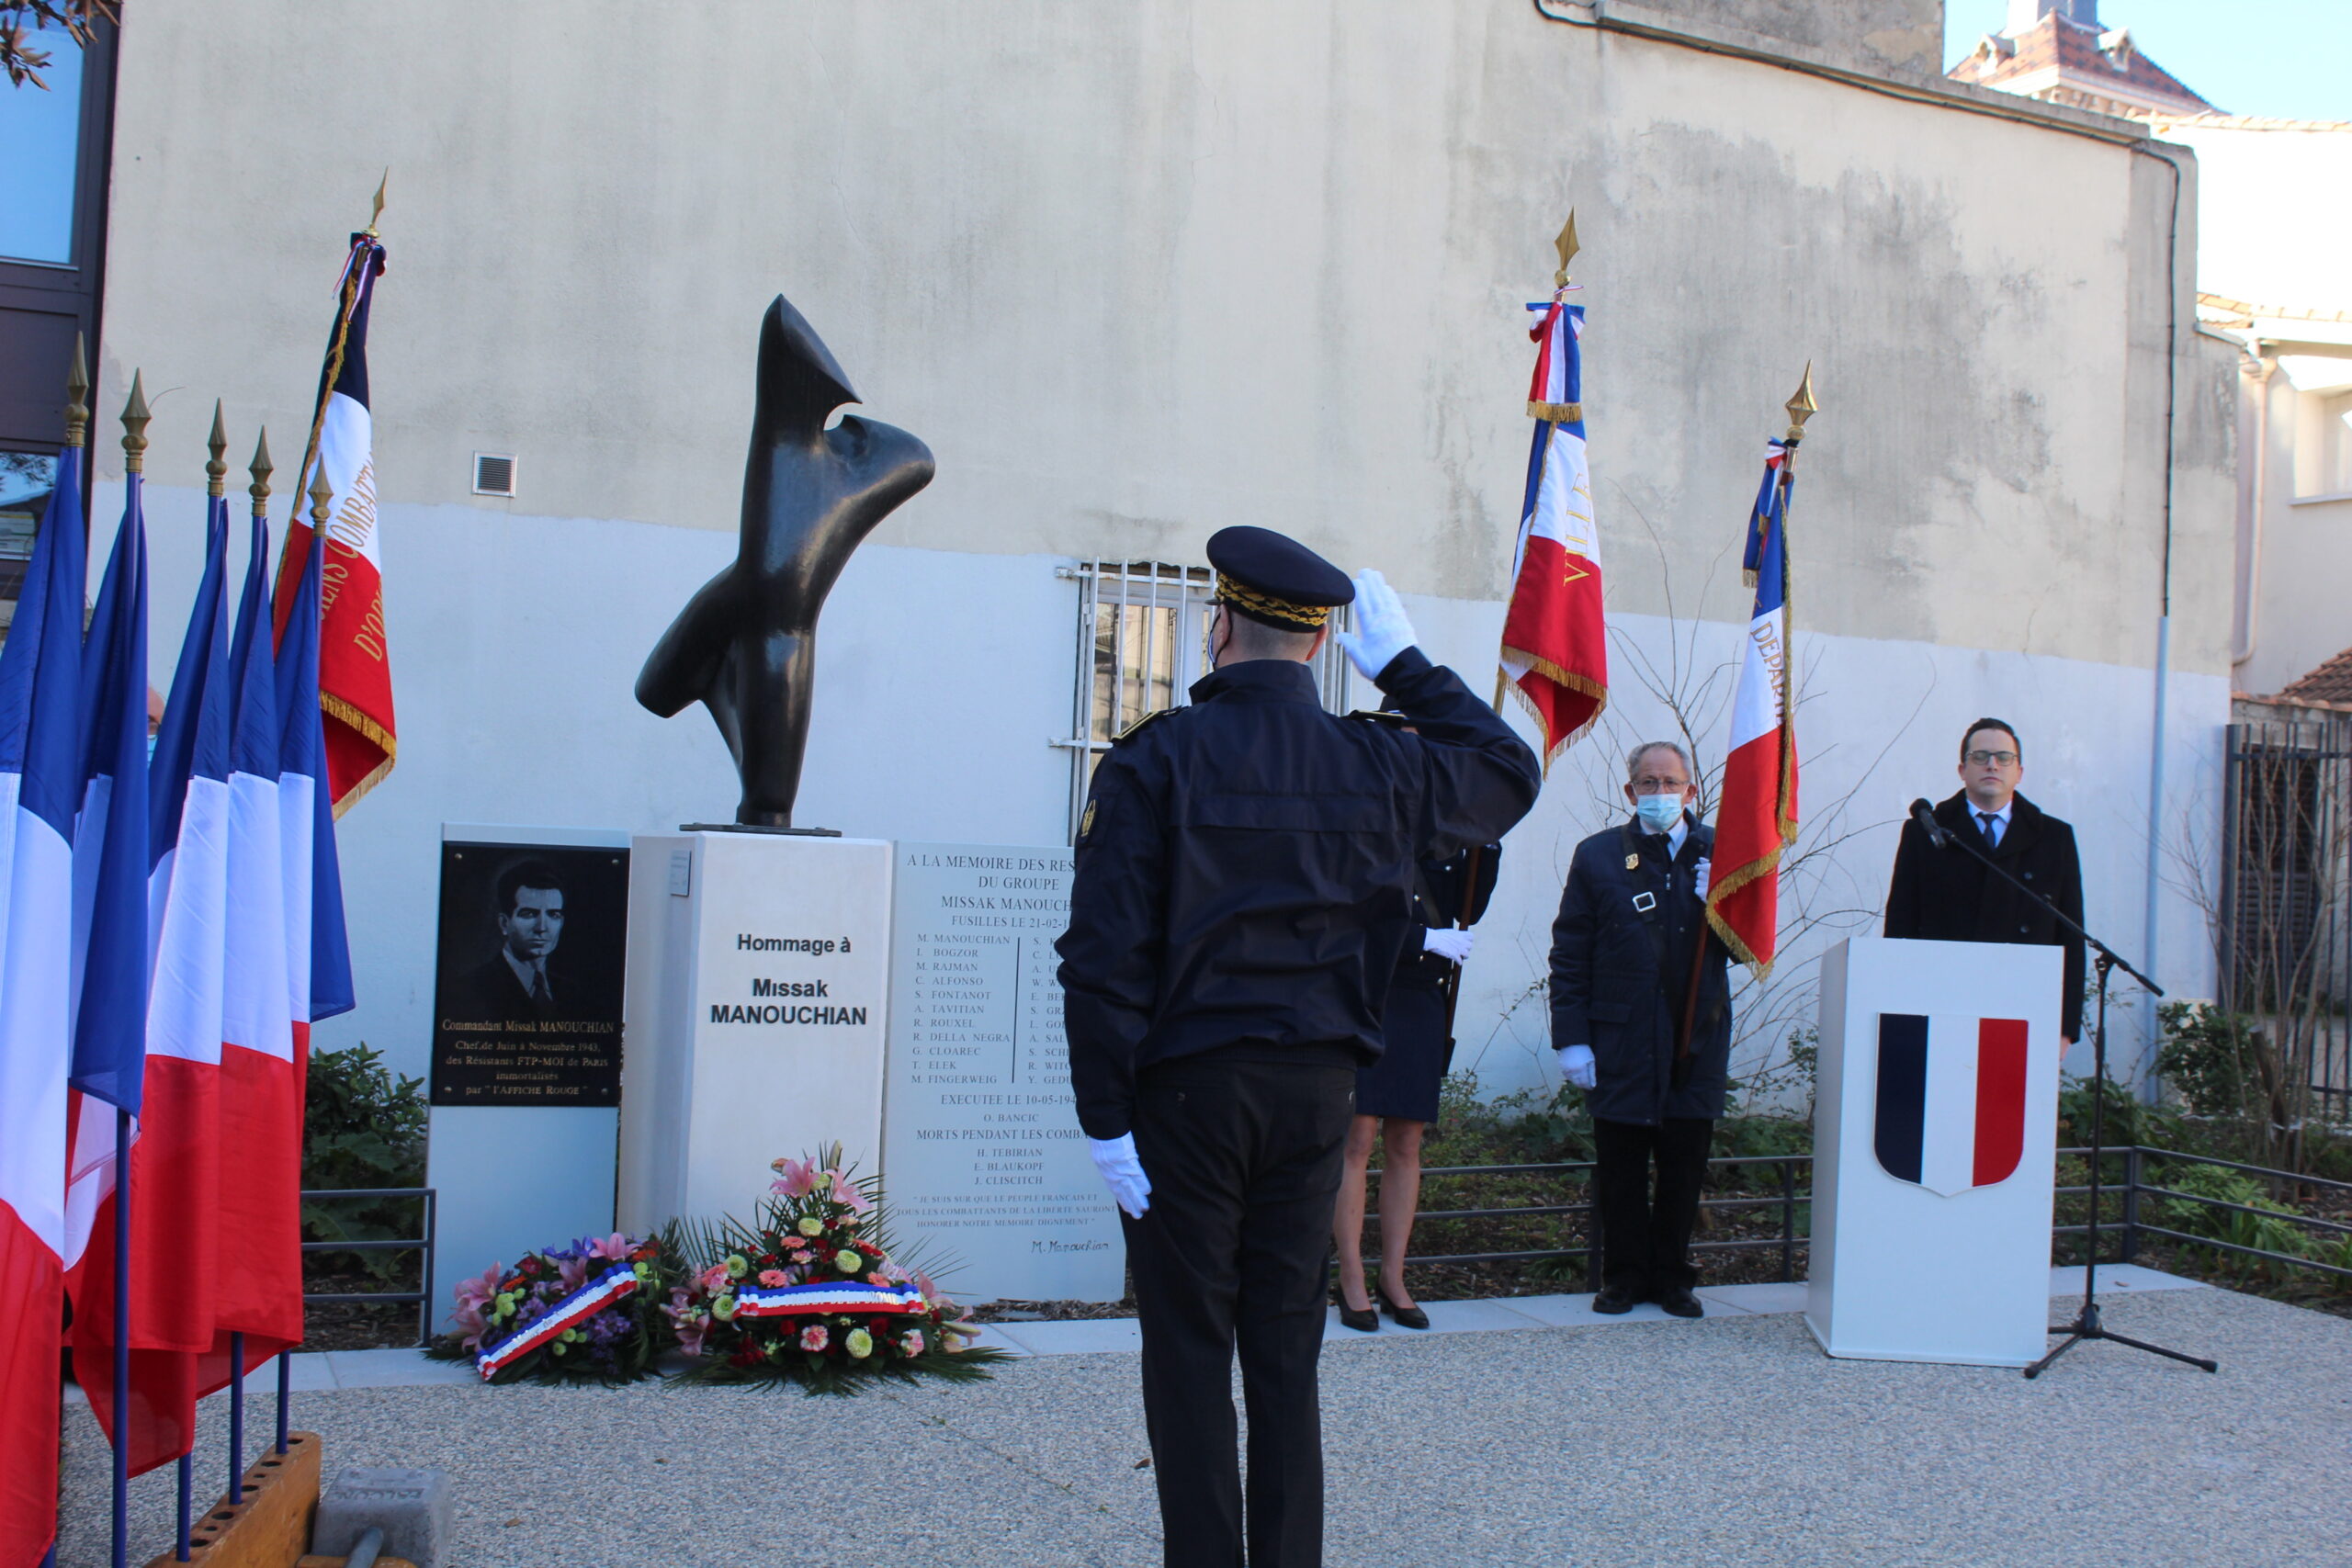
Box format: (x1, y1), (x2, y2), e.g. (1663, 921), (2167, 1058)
(0, 438), (86, 1566)
(273, 234), (393, 815)
(1498, 297), (1607, 763)
(1873, 1013), (2031, 1195)
(72, 475), (234, 1473)
(61, 444), (158, 1466)
(216, 514), (307, 1369)
(1705, 441), (1799, 979)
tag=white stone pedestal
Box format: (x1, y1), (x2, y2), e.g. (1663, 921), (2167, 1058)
(1808, 935), (2064, 1367)
(616, 832), (893, 1232)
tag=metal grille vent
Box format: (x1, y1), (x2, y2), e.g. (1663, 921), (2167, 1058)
(472, 453), (516, 496)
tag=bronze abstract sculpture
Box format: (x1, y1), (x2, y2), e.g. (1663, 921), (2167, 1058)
(637, 296), (934, 828)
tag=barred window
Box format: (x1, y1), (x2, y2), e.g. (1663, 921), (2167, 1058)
(1057, 559), (1353, 840)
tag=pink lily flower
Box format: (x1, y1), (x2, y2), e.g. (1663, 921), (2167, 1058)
(770, 1156), (823, 1198)
(451, 1262), (503, 1349)
(826, 1172), (873, 1214)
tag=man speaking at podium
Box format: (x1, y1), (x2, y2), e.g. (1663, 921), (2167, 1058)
(1884, 717), (2085, 1045)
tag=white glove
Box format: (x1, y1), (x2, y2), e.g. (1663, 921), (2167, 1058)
(1335, 569), (1419, 682)
(1422, 927), (1474, 964)
(1088, 1134), (1151, 1219)
(1556, 1044), (1597, 1090)
(1692, 857), (1711, 902)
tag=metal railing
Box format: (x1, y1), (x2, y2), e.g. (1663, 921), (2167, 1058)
(300, 1186), (436, 1346)
(1360, 1146), (2352, 1287)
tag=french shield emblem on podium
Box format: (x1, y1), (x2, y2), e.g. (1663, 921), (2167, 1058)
(1871, 1013), (2031, 1195)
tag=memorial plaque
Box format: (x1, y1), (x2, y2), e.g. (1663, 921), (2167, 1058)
(883, 842), (1122, 1303)
(616, 833), (895, 1232)
(430, 841), (629, 1106)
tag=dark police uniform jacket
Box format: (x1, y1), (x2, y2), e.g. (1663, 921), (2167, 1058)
(1547, 815), (1732, 1125)
(1884, 790), (2086, 1040)
(1394, 847), (1501, 996)
(1057, 649), (1541, 1140)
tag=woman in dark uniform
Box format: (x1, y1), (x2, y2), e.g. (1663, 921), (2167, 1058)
(1330, 844), (1499, 1330)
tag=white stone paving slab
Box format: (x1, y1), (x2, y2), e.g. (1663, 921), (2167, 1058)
(1700, 1281), (1810, 1315)
(1002, 1316), (1145, 1356)
(324, 1349), (478, 1388)
(246, 1265), (2212, 1391)
(956, 1322), (1036, 1358)
(2049, 1263), (2204, 1295)
(1504, 1292), (1677, 1327)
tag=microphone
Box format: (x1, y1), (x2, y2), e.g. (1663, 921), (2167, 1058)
(1909, 798), (1953, 850)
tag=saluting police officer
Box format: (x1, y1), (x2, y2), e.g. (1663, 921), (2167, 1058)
(1057, 526), (1540, 1568)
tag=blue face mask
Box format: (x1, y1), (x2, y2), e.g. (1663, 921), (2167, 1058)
(1634, 793), (1685, 834)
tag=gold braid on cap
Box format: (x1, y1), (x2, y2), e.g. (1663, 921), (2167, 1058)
(1216, 574), (1331, 629)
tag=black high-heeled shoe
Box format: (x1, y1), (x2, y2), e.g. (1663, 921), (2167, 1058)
(1336, 1297), (1378, 1333)
(1377, 1287), (1430, 1330)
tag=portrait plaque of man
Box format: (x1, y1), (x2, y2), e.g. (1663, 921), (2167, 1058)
(431, 842), (630, 1107)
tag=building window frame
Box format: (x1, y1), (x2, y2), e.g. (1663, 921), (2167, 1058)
(1055, 558), (1353, 841)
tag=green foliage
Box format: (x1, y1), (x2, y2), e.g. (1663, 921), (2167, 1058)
(2146, 1160), (2320, 1279)
(2154, 1002), (2265, 1119)
(301, 1043), (428, 1282)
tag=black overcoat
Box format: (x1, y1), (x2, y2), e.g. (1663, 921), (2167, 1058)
(1883, 790), (2086, 1040)
(1547, 815), (1733, 1124)
(1057, 649), (1541, 1139)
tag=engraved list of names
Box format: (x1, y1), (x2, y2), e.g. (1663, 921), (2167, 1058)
(882, 842), (1122, 1303)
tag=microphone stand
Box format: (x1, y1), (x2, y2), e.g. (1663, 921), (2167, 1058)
(1914, 807), (2216, 1379)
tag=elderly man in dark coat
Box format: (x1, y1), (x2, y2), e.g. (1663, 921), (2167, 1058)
(1548, 739), (1732, 1317)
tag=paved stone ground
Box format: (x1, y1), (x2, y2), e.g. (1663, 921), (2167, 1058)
(59, 1282), (2351, 1567)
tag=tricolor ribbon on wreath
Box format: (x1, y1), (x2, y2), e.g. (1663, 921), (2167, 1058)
(474, 1261), (640, 1380)
(733, 1280), (930, 1316)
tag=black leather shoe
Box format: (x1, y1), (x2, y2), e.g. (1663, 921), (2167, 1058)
(1591, 1286), (1640, 1315)
(1657, 1287), (1704, 1319)
(1377, 1287), (1430, 1330)
(1337, 1302), (1379, 1333)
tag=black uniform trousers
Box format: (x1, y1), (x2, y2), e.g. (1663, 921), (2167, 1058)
(1591, 1116), (1713, 1297)
(1122, 1048), (1357, 1568)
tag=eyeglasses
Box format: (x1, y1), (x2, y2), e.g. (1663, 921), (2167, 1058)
(1631, 776), (1690, 792)
(1964, 750), (2018, 768)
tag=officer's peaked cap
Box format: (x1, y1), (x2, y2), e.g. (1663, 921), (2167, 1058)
(1205, 526), (1354, 630)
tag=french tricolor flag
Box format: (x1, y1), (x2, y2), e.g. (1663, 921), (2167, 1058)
(1873, 1013), (2031, 1196)
(59, 425), (159, 1507)
(1498, 297), (1609, 763)
(215, 513), (306, 1364)
(0, 438), (87, 1566)
(72, 466), (236, 1473)
(1704, 441), (1800, 979)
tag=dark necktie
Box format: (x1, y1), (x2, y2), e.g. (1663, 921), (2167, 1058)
(1978, 811), (2000, 849)
(531, 967), (551, 1005)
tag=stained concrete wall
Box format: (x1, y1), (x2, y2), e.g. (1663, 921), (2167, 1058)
(1621, 0), (1945, 77)
(83, 0), (2235, 1092)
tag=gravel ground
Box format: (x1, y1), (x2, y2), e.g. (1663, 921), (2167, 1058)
(59, 1286), (2350, 1568)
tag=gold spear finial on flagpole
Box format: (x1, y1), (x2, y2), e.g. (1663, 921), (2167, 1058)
(309, 464), (334, 534)
(64, 333), (89, 448)
(367, 170), (388, 238)
(120, 371), (151, 474)
(249, 428), (273, 514)
(1553, 209), (1580, 289)
(1784, 362), (1818, 442)
(207, 400), (229, 498)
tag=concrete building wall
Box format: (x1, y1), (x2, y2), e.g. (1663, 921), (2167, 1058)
(84, 0), (2234, 1096)
(2149, 118), (2352, 698)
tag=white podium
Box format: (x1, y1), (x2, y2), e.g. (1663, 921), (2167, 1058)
(1808, 936), (2063, 1366)
(616, 832), (893, 1232)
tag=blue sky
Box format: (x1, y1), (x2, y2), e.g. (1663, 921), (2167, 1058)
(1944, 1), (2352, 123)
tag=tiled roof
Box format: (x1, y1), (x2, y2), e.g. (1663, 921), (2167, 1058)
(1948, 14), (2212, 117)
(2277, 647), (2352, 707)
